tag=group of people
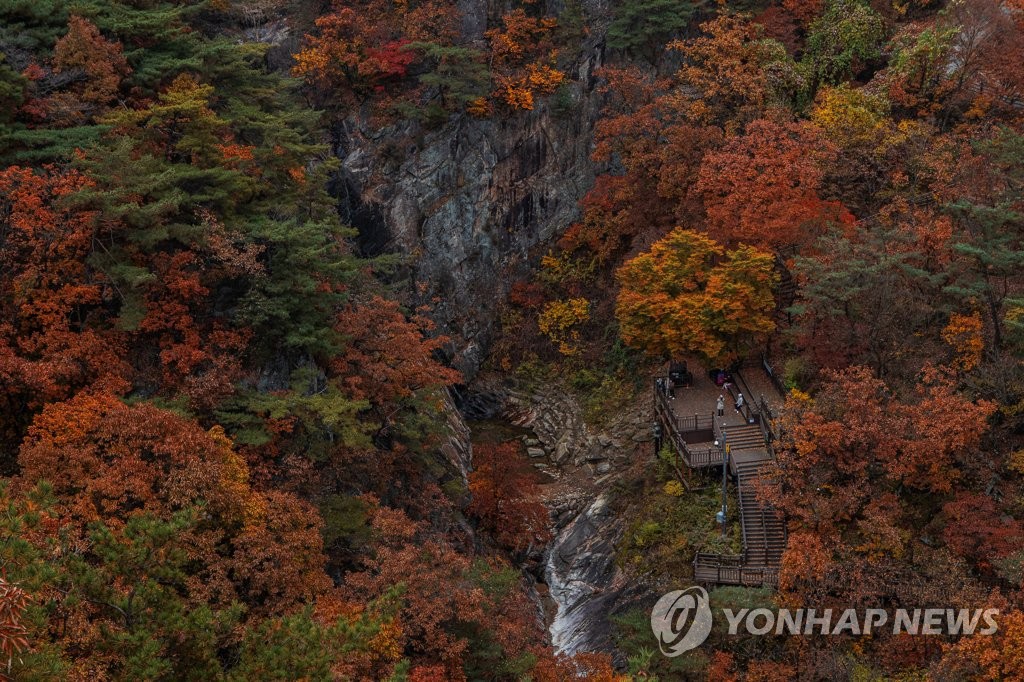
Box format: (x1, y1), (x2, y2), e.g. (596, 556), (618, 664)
(716, 392), (745, 417)
(658, 370), (746, 416)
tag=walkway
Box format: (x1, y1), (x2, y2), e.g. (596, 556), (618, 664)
(653, 358), (787, 588)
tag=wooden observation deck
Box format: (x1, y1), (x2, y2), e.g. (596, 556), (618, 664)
(654, 359), (787, 588)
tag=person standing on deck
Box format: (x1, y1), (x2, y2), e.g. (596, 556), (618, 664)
(717, 395), (725, 417)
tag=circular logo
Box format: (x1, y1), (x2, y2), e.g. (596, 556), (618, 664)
(650, 586), (713, 656)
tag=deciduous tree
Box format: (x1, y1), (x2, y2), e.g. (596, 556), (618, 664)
(467, 441), (550, 553)
(696, 118), (853, 249)
(615, 229), (777, 364)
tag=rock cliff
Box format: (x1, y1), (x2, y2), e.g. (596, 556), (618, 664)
(334, 32), (606, 379)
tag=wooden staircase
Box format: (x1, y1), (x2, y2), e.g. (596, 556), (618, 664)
(652, 367), (787, 588)
(734, 456), (786, 570)
(724, 423), (763, 457)
(696, 423), (787, 587)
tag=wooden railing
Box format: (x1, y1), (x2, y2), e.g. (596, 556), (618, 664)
(686, 445), (724, 468)
(755, 395), (776, 451)
(761, 353), (788, 398)
(654, 378), (722, 469)
(731, 370), (760, 424)
(694, 552), (780, 587)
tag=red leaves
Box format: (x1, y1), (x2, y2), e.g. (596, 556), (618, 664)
(467, 441), (550, 552)
(17, 394), (331, 614)
(366, 40), (417, 80)
(293, 0), (459, 105)
(696, 118), (853, 249)
(943, 493), (1024, 571)
(768, 367), (994, 540)
(332, 296), (461, 410)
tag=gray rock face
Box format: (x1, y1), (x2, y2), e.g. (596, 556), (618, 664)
(494, 380), (653, 657)
(336, 46), (605, 379)
(546, 492), (624, 654)
(439, 389), (473, 485)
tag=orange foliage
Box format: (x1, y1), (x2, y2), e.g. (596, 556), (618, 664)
(47, 16), (130, 125)
(778, 531), (832, 592)
(885, 0), (1024, 118)
(942, 311), (985, 372)
(696, 118), (854, 249)
(332, 296), (461, 411)
(763, 364), (996, 614)
(467, 441), (551, 552)
(17, 393), (330, 612)
(765, 366), (994, 544)
(706, 651), (739, 681)
(937, 607), (1024, 680)
(292, 0), (459, 106)
(562, 17), (789, 264)
(0, 166), (129, 449)
(615, 228), (777, 364)
(669, 16), (781, 128)
(531, 651), (628, 681)
(344, 504), (485, 678)
(486, 7), (565, 110)
(746, 660), (798, 682)
(230, 489), (333, 614)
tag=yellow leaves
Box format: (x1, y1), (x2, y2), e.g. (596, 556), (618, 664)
(495, 75), (535, 110)
(964, 94), (993, 119)
(1006, 448), (1024, 475)
(615, 228), (776, 364)
(791, 387), (814, 406)
(525, 62), (565, 94)
(538, 297), (590, 356)
(209, 425), (263, 527)
(942, 311), (984, 372)
(367, 619), (404, 663)
(291, 44), (332, 80)
(663, 480), (685, 497)
(466, 96), (492, 118)
(811, 84), (889, 147)
(493, 62), (565, 110)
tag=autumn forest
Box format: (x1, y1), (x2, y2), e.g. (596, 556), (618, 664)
(0, 0), (1022, 679)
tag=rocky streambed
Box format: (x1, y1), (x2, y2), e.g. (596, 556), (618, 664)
(461, 380), (655, 660)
